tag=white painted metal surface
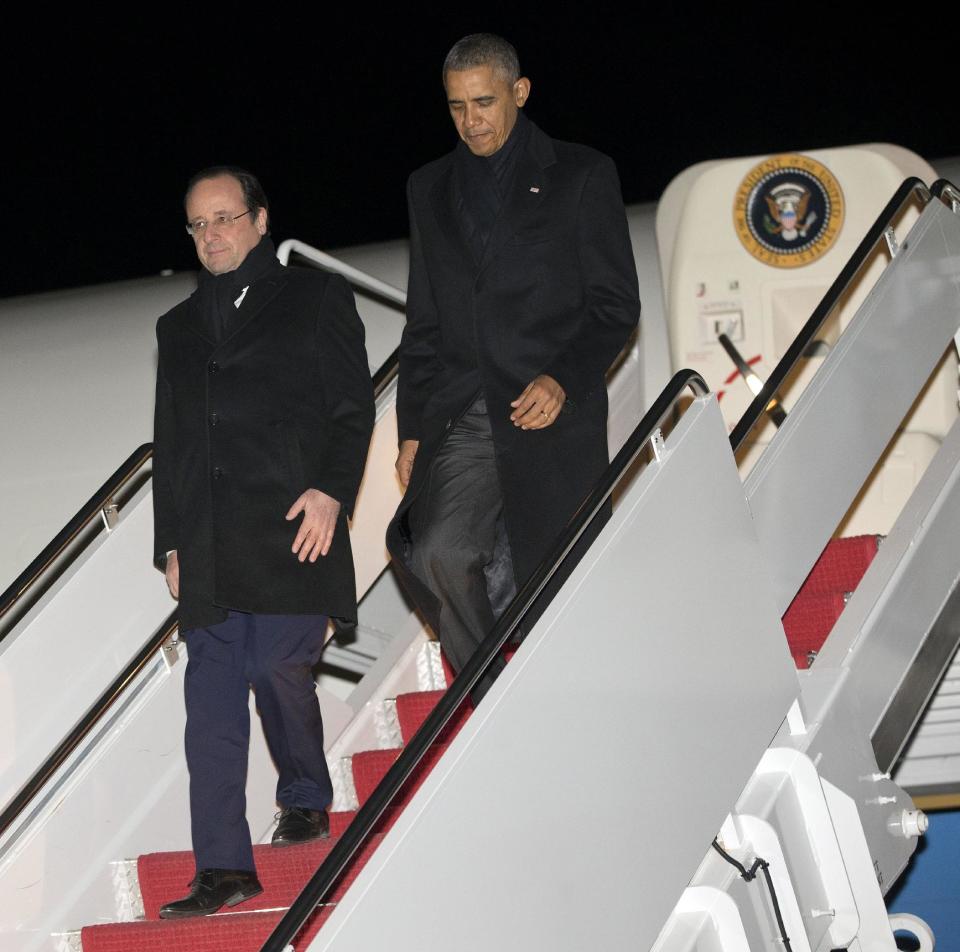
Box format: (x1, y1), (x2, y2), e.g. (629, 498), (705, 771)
(654, 752), (907, 952)
(308, 398), (801, 952)
(0, 274), (193, 593)
(0, 484), (175, 810)
(658, 144), (951, 440)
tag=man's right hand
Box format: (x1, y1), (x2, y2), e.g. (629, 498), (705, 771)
(165, 550), (180, 600)
(396, 440), (420, 489)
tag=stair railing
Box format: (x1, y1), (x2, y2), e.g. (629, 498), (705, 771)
(931, 178), (960, 209)
(0, 443), (155, 643)
(0, 334), (402, 843)
(260, 368), (710, 952)
(0, 613), (179, 843)
(728, 176), (933, 452)
(276, 239), (407, 307)
(278, 237), (404, 397)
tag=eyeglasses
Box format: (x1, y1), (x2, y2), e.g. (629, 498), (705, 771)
(185, 210), (251, 237)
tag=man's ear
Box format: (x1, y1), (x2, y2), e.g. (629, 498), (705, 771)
(514, 77), (531, 107)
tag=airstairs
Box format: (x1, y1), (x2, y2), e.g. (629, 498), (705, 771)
(1, 178), (960, 951)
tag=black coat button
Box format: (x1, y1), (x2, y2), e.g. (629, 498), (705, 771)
(212, 467), (223, 480)
(208, 361), (220, 374)
(209, 412), (219, 426)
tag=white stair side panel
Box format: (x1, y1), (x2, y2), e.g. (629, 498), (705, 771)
(0, 488), (175, 810)
(652, 887), (752, 952)
(307, 397), (800, 952)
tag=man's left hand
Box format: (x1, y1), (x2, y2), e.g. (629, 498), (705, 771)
(286, 489), (342, 562)
(510, 374), (566, 430)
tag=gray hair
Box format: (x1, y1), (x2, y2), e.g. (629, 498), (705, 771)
(443, 33), (521, 85)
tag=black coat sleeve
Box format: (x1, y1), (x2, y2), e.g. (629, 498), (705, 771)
(542, 155), (640, 403)
(312, 274), (375, 517)
(152, 319), (180, 562)
(396, 175), (444, 442)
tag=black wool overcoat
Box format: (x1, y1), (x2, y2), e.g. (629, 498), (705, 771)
(153, 258), (375, 631)
(387, 121), (641, 631)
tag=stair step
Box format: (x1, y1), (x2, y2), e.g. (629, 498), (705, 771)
(796, 534), (880, 597)
(82, 637), (511, 948)
(395, 690), (473, 744)
(109, 858), (144, 921)
(81, 906), (331, 952)
(89, 832), (388, 950)
(780, 535), (881, 670)
(783, 591), (848, 668)
(351, 741), (451, 810)
(415, 640), (448, 691)
(137, 812), (357, 920)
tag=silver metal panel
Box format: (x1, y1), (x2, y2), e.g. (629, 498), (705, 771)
(815, 422), (960, 752)
(309, 398), (799, 952)
(625, 203), (670, 411)
(807, 417), (960, 775)
(0, 488), (175, 808)
(784, 663), (920, 892)
(772, 420), (960, 888)
(745, 198), (960, 614)
(894, 648), (960, 793)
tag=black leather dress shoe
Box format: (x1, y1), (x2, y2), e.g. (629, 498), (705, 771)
(271, 806), (330, 846)
(158, 868), (263, 919)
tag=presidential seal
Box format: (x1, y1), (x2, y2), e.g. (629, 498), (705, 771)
(733, 154), (844, 268)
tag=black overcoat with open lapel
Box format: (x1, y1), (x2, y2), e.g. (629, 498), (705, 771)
(153, 254), (375, 631)
(387, 120), (640, 631)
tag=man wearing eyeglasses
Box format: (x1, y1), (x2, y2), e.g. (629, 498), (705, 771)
(152, 167), (374, 918)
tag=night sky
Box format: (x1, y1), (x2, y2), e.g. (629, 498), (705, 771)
(5, 14), (956, 300)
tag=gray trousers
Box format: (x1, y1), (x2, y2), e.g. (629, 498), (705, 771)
(408, 397), (517, 698)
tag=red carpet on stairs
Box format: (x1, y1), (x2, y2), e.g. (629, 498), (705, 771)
(81, 905), (335, 952)
(792, 534), (879, 597)
(351, 742), (451, 831)
(82, 652), (464, 951)
(781, 534), (880, 668)
(81, 540), (880, 950)
(395, 689), (473, 744)
(782, 591), (848, 668)
(138, 812), (361, 920)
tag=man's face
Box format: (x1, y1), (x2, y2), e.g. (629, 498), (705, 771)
(185, 174), (267, 275)
(444, 65), (530, 157)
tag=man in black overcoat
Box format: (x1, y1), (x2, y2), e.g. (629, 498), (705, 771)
(387, 35), (640, 698)
(153, 167), (374, 918)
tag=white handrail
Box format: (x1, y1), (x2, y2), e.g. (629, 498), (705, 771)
(276, 239), (407, 307)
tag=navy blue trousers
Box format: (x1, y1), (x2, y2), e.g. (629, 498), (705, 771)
(182, 610), (333, 872)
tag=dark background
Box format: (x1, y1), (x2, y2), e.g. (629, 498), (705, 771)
(4, 13), (955, 300)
